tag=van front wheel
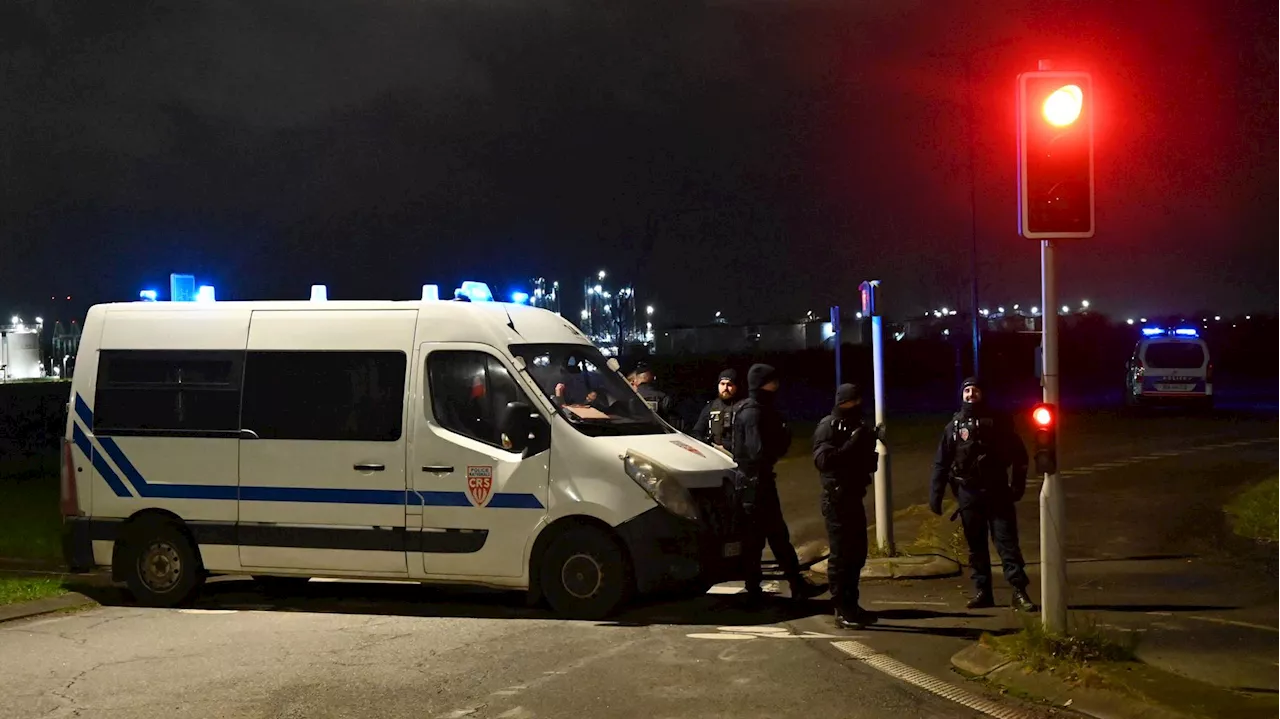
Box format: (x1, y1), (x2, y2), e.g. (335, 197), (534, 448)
(540, 527), (630, 620)
(122, 520), (203, 608)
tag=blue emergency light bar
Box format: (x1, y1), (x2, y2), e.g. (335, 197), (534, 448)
(1142, 326), (1200, 339)
(456, 281), (494, 302)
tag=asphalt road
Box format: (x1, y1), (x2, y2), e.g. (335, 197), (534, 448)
(0, 580), (1010, 719)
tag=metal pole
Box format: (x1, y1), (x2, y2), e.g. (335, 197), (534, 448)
(831, 306), (842, 388)
(1040, 239), (1066, 632)
(965, 58), (981, 377)
(871, 314), (894, 554)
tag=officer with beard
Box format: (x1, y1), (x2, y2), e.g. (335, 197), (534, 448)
(929, 377), (1038, 612)
(813, 383), (882, 629)
(692, 369), (741, 456)
(733, 363), (826, 605)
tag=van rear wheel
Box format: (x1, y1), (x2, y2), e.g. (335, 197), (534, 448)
(540, 527), (630, 620)
(122, 520), (203, 608)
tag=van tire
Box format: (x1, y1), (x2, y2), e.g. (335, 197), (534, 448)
(539, 526), (631, 620)
(121, 520), (203, 608)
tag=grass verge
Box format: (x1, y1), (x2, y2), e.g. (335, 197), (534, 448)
(1225, 477), (1278, 543)
(983, 613), (1139, 687)
(0, 576), (68, 606)
(0, 471), (63, 563)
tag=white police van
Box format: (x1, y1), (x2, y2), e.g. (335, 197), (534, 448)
(1124, 327), (1213, 409)
(60, 284), (743, 618)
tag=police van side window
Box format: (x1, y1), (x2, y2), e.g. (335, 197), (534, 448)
(241, 351), (406, 441)
(427, 351), (522, 449)
(94, 350), (241, 436)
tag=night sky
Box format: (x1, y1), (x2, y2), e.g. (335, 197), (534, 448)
(1, 0), (1275, 326)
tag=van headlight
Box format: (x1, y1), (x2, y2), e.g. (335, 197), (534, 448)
(622, 452), (699, 522)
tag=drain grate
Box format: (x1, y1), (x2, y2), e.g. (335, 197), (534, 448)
(831, 640), (1042, 719)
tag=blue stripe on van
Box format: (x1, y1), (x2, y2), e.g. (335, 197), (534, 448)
(74, 393), (545, 510)
(74, 395), (93, 427)
(89, 446), (134, 498)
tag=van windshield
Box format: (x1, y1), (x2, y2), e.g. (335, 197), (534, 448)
(510, 343), (672, 437)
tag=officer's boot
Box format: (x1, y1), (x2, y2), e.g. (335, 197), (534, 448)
(1011, 588), (1039, 613)
(966, 590), (995, 609)
(788, 574), (827, 601)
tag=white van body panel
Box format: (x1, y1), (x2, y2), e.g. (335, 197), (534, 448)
(63, 299), (729, 596)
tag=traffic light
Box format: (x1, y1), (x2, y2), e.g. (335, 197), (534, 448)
(1017, 71), (1094, 239)
(1030, 402), (1057, 474)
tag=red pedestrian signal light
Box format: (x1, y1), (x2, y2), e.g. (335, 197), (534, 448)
(1030, 402), (1058, 475)
(1017, 71), (1095, 239)
(1042, 85), (1083, 126)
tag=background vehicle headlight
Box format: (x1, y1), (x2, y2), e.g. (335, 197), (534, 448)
(622, 453), (699, 522)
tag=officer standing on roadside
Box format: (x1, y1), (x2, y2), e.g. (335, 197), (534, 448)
(929, 377), (1038, 612)
(813, 383), (882, 629)
(733, 363), (826, 605)
(692, 369), (741, 455)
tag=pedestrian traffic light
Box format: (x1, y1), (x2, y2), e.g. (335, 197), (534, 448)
(1030, 402), (1057, 474)
(1017, 71), (1094, 239)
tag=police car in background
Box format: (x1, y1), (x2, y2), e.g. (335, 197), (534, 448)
(1124, 327), (1213, 410)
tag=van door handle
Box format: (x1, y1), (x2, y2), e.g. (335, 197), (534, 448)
(354, 463), (385, 472)
(421, 465), (454, 474)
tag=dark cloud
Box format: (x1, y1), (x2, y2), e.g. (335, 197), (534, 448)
(0, 0), (1275, 323)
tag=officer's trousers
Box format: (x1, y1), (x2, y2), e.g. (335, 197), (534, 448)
(959, 493), (1029, 594)
(742, 478), (802, 590)
(821, 490), (867, 611)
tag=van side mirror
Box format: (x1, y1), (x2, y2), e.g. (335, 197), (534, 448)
(500, 401), (549, 457)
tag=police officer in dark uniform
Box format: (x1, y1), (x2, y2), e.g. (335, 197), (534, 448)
(733, 363), (826, 604)
(929, 377), (1038, 612)
(813, 383), (882, 629)
(692, 369), (740, 455)
(633, 362), (681, 429)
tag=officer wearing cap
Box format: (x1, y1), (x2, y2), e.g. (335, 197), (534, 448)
(929, 377), (1037, 612)
(813, 383), (882, 629)
(632, 362), (680, 429)
(692, 369), (741, 455)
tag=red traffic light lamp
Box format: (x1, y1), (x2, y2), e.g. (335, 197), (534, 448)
(1031, 402), (1058, 474)
(1017, 70), (1095, 239)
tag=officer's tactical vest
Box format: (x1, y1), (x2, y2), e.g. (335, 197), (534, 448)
(709, 402), (737, 446)
(950, 413), (995, 485)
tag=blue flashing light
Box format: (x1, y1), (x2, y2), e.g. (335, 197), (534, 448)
(310, 284), (328, 302)
(511, 291), (530, 304)
(1141, 327), (1165, 337)
(1173, 328), (1199, 338)
(422, 284), (440, 301)
(170, 273), (196, 303)
(138, 289), (159, 302)
(196, 285), (216, 303)
(458, 281), (493, 302)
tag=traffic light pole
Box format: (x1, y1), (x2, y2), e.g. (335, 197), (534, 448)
(1040, 239), (1067, 633)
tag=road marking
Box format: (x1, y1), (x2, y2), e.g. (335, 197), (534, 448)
(1185, 616), (1279, 633)
(831, 640), (1036, 718)
(687, 626), (845, 641)
(686, 632), (756, 641)
(177, 609), (238, 615)
(870, 600), (949, 606)
(706, 585), (745, 595)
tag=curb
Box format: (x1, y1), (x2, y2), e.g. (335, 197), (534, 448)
(0, 592), (99, 625)
(809, 553), (961, 579)
(949, 643), (1198, 719)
